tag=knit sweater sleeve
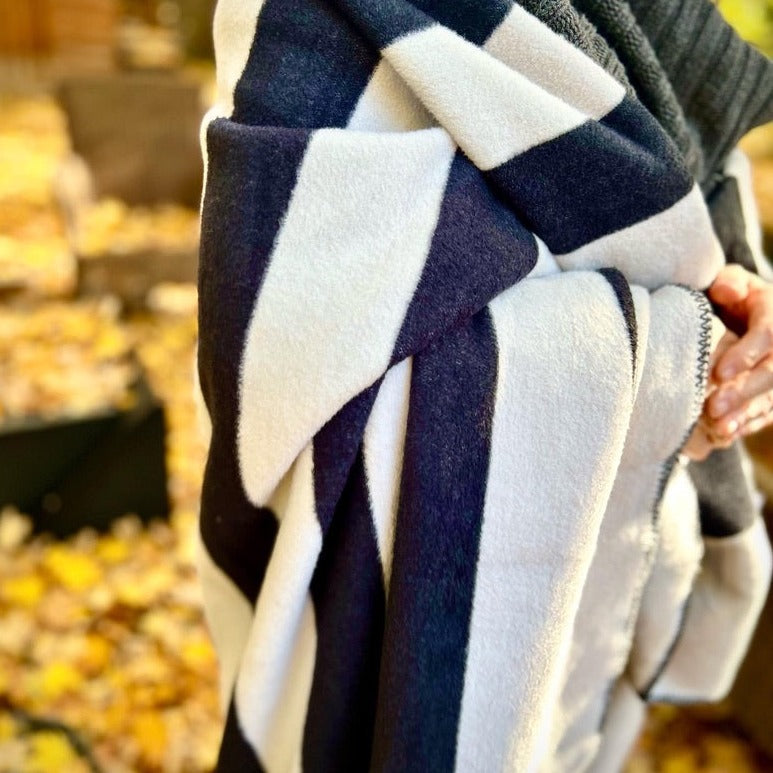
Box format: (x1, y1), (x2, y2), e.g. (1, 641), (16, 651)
(626, 0), (773, 183)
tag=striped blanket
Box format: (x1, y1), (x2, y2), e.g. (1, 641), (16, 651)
(194, 2), (772, 771)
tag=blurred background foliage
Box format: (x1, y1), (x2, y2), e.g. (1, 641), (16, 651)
(718, 0), (773, 54)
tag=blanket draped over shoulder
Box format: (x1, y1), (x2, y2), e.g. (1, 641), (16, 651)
(195, 1), (772, 771)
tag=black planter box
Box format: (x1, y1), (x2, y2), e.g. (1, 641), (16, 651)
(0, 376), (168, 537)
(77, 246), (199, 310)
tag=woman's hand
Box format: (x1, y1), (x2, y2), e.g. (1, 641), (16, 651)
(684, 264), (773, 461)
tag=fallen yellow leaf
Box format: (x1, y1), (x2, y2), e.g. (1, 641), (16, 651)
(28, 731), (82, 773)
(660, 749), (699, 773)
(131, 710), (168, 768)
(2, 574), (46, 606)
(43, 546), (101, 591)
(77, 634), (113, 677)
(181, 638), (215, 670)
(0, 712), (17, 741)
(34, 662), (82, 701)
(95, 535), (130, 564)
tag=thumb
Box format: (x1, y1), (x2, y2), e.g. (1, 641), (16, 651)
(708, 264), (755, 309)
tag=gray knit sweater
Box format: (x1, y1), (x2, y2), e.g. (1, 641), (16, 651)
(577, 0), (773, 189)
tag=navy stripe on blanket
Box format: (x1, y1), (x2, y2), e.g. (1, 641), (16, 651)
(313, 382), (382, 536)
(392, 151), (537, 363)
(217, 701), (265, 773)
(199, 440), (278, 606)
(490, 99), (693, 254)
(410, 0), (512, 45)
(304, 448), (386, 772)
(198, 119), (310, 421)
(197, 119), (309, 603)
(331, 0), (435, 50)
(598, 267), (638, 381)
(600, 96), (685, 169)
(372, 308), (498, 772)
(232, 0), (379, 128)
(335, 0), (511, 51)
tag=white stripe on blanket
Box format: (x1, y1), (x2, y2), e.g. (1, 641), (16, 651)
(362, 357), (412, 589)
(211, 0), (266, 117)
(234, 444), (320, 770)
(556, 184), (723, 290)
(624, 463), (703, 696)
(456, 272), (636, 773)
(349, 59), (435, 132)
(238, 128), (454, 506)
(646, 516), (772, 703)
(386, 24), (594, 170)
(484, 4), (626, 118)
(196, 531), (254, 710)
(548, 285), (710, 769)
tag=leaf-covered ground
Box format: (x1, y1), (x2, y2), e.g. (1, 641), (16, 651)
(0, 94), (771, 773)
(0, 303), (221, 773)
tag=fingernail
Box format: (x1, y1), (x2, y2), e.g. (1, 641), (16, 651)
(726, 419), (739, 435)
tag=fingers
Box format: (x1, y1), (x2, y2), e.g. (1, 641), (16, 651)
(690, 268), (773, 453)
(708, 263), (754, 310)
(707, 355), (773, 419)
(713, 289), (773, 381)
(714, 315), (773, 380)
(732, 389), (773, 438)
(707, 329), (739, 385)
(701, 353), (773, 442)
(737, 400), (773, 437)
(709, 386), (773, 439)
(682, 421), (717, 462)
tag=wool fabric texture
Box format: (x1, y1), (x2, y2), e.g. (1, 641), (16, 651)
(195, 2), (772, 771)
(571, 0), (702, 179)
(627, 0), (773, 187)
